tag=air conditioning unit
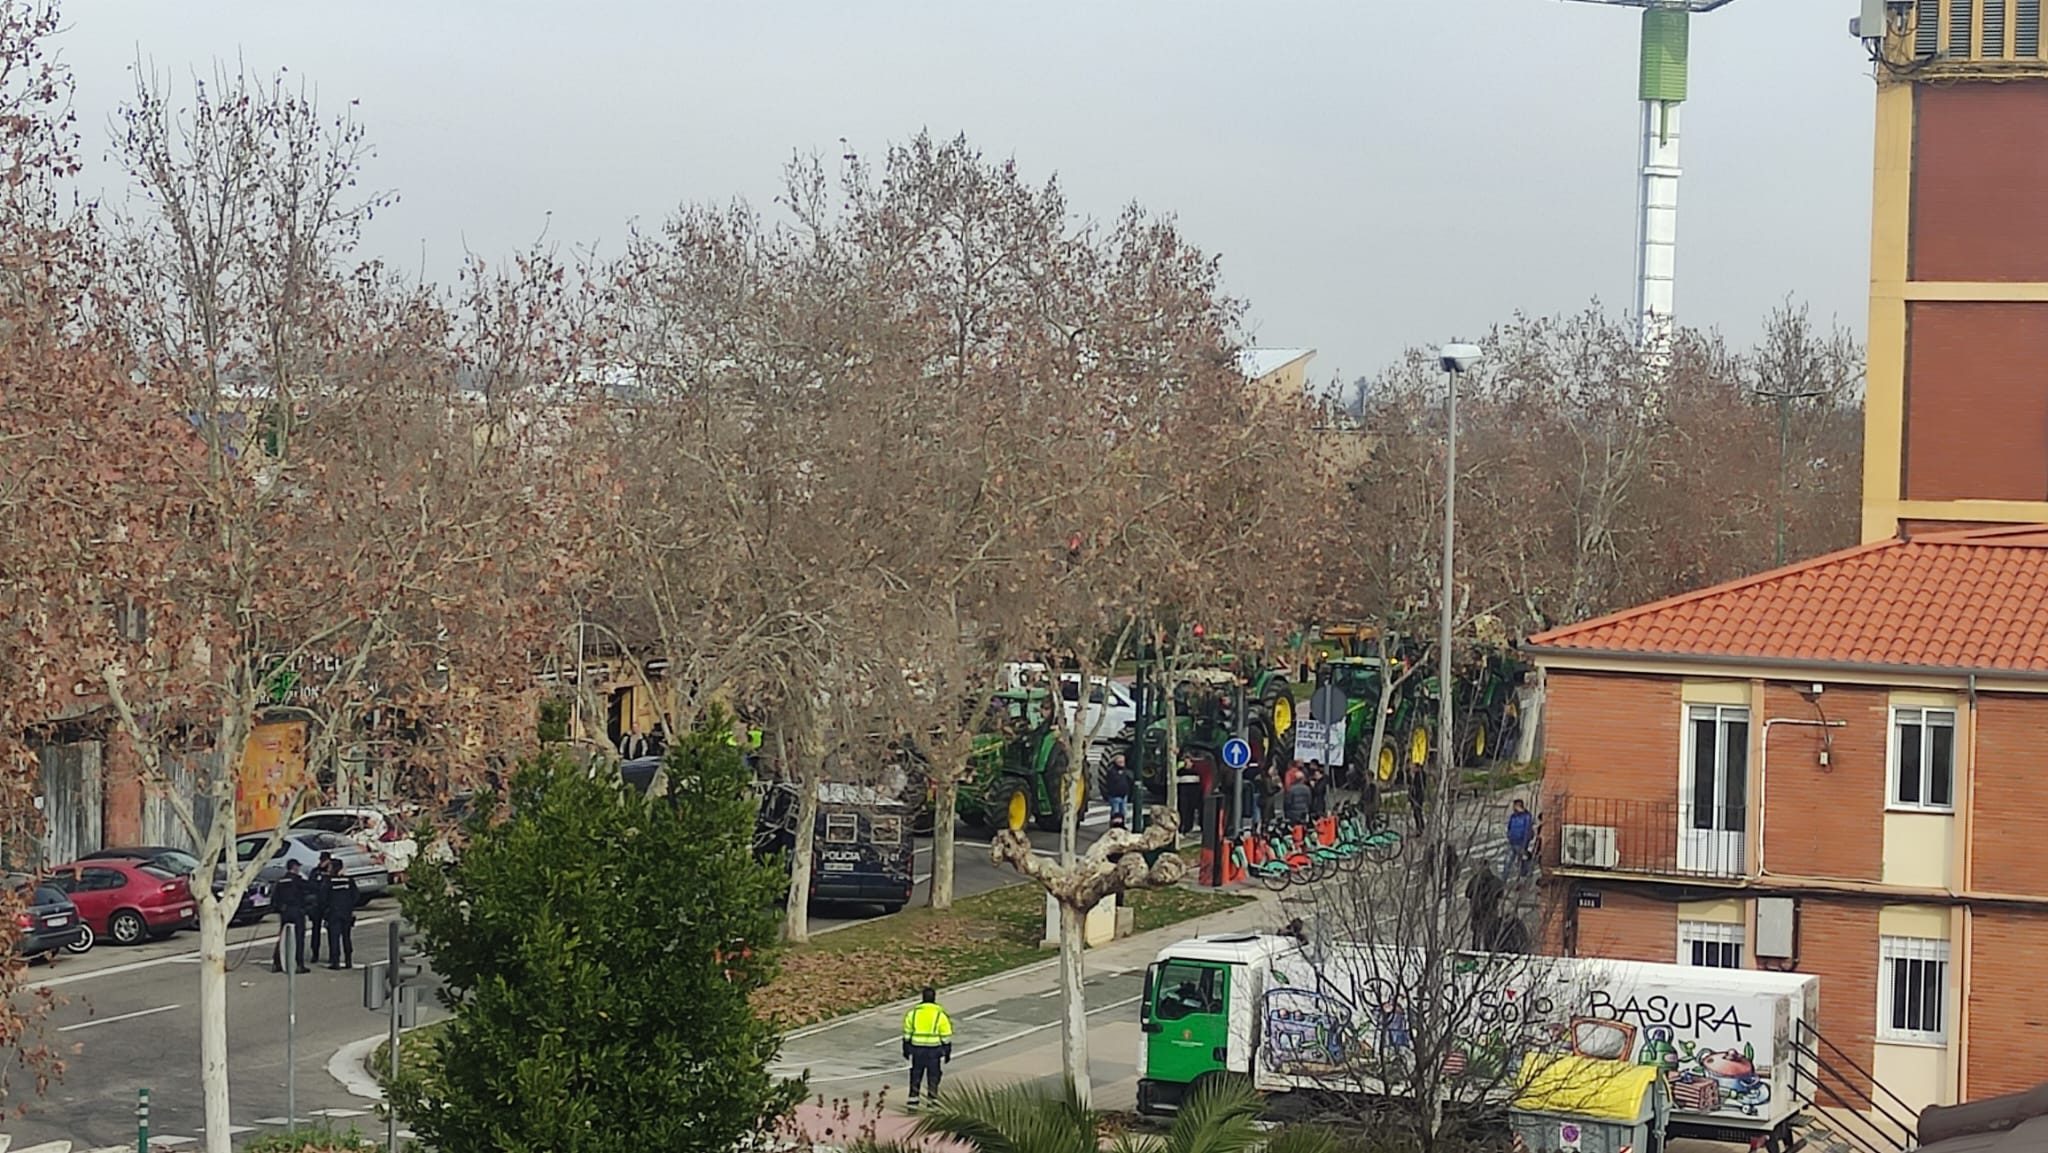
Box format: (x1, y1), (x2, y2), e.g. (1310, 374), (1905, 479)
(1560, 824), (1620, 870)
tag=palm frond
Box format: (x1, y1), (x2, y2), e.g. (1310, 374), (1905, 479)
(1166, 1077), (1266, 1153)
(1264, 1123), (1350, 1153)
(912, 1077), (1098, 1153)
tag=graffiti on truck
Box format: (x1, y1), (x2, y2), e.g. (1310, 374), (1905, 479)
(1571, 988), (1782, 1119)
(1259, 966), (1788, 1118)
(1261, 988), (1363, 1076)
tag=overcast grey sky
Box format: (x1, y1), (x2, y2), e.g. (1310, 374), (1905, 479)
(58, 1), (1875, 385)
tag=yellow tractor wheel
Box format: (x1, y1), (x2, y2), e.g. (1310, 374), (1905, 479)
(1376, 743), (1397, 782)
(1409, 725), (1431, 767)
(1007, 788), (1029, 832)
(1272, 694), (1293, 736)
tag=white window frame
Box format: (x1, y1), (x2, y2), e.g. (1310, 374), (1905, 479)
(1877, 935), (1950, 1045)
(1888, 707), (1958, 813)
(823, 812), (859, 845)
(1678, 921), (1745, 968)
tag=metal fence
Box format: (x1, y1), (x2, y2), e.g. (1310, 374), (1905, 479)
(1546, 796), (1747, 879)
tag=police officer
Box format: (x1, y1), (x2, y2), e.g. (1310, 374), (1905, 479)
(321, 858), (360, 970)
(269, 859), (311, 974)
(900, 985), (953, 1108)
(305, 851), (333, 963)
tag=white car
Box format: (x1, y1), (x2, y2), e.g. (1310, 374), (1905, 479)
(1057, 674), (1137, 764)
(289, 806), (419, 879)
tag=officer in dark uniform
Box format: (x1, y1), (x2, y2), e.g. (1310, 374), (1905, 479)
(306, 850), (333, 963)
(321, 859), (360, 969)
(269, 859), (311, 974)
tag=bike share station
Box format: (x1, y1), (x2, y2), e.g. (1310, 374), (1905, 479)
(1177, 678), (1401, 893)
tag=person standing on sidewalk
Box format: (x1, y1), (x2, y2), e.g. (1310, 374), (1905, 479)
(1282, 772), (1313, 828)
(1104, 754), (1133, 829)
(1505, 798), (1535, 881)
(901, 985), (953, 1108)
(320, 858), (360, 969)
(305, 850), (333, 963)
(270, 859), (311, 974)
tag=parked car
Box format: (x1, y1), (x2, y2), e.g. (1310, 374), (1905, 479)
(80, 846), (273, 926)
(289, 806), (418, 879)
(44, 858), (196, 948)
(1057, 673), (1138, 765)
(5, 876), (86, 960)
(236, 830), (391, 899)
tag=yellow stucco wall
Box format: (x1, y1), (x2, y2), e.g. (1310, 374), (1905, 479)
(1862, 20), (2048, 540)
(1882, 812), (1954, 889)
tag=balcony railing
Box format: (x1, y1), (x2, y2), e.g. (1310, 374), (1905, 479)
(1546, 796), (1748, 880)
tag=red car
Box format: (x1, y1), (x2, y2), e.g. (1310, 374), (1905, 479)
(45, 858), (197, 950)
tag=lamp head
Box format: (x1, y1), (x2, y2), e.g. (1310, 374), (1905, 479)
(1438, 342), (1482, 374)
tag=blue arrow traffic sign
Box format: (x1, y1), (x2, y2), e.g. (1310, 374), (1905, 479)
(1221, 738), (1251, 769)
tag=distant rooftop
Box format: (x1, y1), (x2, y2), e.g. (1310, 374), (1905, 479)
(1239, 348), (1315, 381)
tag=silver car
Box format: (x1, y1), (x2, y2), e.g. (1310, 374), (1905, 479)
(236, 830), (391, 899)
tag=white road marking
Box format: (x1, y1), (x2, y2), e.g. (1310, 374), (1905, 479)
(59, 1003), (182, 1032)
(31, 915), (395, 989)
(308, 1107), (371, 1118)
(146, 1138), (196, 1148)
(966, 1008), (999, 1020)
(251, 1117), (290, 1126)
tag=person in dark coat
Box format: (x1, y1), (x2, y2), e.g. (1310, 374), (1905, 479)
(1307, 763), (1330, 820)
(1466, 863), (1506, 947)
(270, 859), (311, 974)
(320, 858), (360, 969)
(1103, 754), (1133, 828)
(305, 851), (333, 963)
(1282, 775), (1313, 826)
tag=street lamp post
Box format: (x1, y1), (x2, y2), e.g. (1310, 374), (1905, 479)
(1436, 343), (1481, 797)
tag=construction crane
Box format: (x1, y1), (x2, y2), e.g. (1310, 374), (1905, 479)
(1566, 0), (1743, 360)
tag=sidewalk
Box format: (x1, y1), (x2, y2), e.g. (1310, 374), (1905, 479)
(774, 886), (1282, 1136)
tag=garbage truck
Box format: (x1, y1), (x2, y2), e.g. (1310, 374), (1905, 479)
(1135, 933), (1819, 1148)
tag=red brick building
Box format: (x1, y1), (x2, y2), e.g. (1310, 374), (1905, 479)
(1528, 526), (2048, 1118)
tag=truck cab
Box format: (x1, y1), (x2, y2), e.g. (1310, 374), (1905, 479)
(1137, 932), (1305, 1114)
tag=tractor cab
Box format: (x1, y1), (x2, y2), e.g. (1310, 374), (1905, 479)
(959, 687), (1073, 833)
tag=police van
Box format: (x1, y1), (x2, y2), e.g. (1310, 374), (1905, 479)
(755, 782), (916, 913)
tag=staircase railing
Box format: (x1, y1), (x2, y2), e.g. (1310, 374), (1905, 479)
(1787, 1019), (1921, 1153)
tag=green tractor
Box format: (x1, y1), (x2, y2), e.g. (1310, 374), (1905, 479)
(1449, 646), (1529, 767)
(958, 687), (1074, 833)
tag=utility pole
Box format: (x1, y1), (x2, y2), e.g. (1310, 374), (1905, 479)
(285, 930), (297, 1129)
(1436, 345), (1481, 803)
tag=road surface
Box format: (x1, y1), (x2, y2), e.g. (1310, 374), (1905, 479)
(2, 897), (439, 1149)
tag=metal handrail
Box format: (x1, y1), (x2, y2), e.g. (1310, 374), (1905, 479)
(1795, 1019), (1927, 1130)
(1785, 1034), (1918, 1153)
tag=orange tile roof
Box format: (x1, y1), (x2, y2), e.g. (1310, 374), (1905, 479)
(1525, 525), (2048, 673)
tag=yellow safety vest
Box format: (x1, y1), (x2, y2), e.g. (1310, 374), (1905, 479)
(903, 1001), (954, 1047)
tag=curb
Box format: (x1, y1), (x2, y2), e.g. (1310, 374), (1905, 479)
(330, 1032), (389, 1100)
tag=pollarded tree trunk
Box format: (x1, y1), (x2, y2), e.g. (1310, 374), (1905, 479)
(197, 892), (232, 1153)
(782, 720), (822, 944)
(929, 774), (959, 910)
(1058, 900), (1088, 1097)
(991, 806), (1185, 1105)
